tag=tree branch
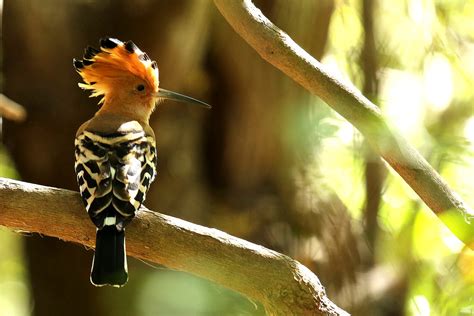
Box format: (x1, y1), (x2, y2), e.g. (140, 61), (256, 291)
(0, 178), (349, 316)
(213, 0), (474, 248)
(0, 94), (27, 122)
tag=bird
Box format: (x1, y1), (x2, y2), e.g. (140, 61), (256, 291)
(73, 37), (210, 287)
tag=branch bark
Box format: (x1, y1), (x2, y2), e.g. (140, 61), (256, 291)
(213, 0), (474, 248)
(0, 178), (349, 316)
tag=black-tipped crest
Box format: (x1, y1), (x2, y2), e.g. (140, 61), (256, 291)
(75, 37), (211, 108)
(138, 53), (150, 62)
(82, 59), (94, 66)
(84, 46), (100, 60)
(74, 37), (160, 104)
(100, 37), (120, 49)
(124, 41), (138, 53)
(73, 59), (84, 70)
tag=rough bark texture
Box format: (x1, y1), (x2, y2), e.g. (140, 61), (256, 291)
(0, 178), (349, 316)
(213, 0), (474, 248)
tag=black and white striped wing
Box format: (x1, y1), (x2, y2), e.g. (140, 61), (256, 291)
(75, 131), (157, 229)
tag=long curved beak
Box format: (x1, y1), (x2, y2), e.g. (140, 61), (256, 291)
(156, 88), (211, 109)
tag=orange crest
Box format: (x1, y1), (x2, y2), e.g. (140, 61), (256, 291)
(74, 38), (159, 104)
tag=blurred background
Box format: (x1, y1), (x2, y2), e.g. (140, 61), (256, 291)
(0, 0), (473, 315)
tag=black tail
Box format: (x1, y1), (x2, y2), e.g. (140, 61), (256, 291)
(91, 226), (128, 287)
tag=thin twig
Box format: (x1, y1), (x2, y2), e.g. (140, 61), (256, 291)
(0, 94), (27, 122)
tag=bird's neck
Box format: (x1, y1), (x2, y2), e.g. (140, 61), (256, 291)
(97, 97), (153, 124)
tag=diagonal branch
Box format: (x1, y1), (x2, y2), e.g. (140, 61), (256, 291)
(213, 0), (474, 248)
(0, 178), (349, 316)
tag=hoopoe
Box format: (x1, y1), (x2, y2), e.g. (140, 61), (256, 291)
(73, 37), (209, 287)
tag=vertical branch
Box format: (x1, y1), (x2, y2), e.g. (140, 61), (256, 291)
(360, 0), (385, 264)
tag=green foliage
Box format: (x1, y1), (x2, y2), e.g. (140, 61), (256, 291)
(320, 0), (474, 314)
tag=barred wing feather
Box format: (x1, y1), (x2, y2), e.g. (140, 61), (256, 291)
(75, 131), (157, 229)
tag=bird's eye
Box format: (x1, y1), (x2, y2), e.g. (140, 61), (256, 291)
(136, 84), (145, 92)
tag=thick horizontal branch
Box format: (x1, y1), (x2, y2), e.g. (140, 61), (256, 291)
(213, 0), (474, 247)
(0, 178), (348, 316)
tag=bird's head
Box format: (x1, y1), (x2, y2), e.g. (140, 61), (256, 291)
(74, 38), (210, 120)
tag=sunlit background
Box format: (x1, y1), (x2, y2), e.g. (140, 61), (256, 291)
(0, 0), (473, 315)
